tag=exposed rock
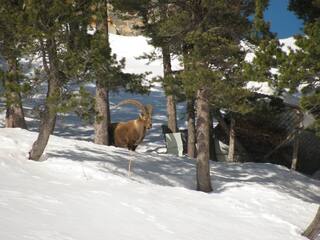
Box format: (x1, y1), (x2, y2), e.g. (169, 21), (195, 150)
(108, 5), (143, 36)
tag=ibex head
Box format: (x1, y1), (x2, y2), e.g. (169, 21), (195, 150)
(139, 104), (153, 129)
(115, 99), (153, 128)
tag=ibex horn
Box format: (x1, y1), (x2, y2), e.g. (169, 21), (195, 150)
(145, 104), (153, 115)
(114, 99), (146, 114)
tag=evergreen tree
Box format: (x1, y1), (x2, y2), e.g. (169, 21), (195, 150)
(252, 0), (274, 42)
(0, 0), (28, 129)
(158, 0), (255, 192)
(279, 1), (320, 132)
(244, 0), (283, 87)
(112, 0), (179, 133)
(27, 0), (94, 160)
(89, 1), (148, 145)
(289, 0), (320, 23)
(24, 0), (146, 159)
(91, 1), (113, 145)
(283, 3), (320, 238)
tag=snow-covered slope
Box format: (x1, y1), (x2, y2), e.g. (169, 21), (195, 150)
(0, 128), (319, 240)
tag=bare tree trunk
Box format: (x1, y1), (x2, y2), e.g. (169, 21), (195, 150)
(228, 117), (236, 162)
(196, 88), (213, 192)
(4, 58), (27, 129)
(187, 99), (196, 158)
(213, 109), (250, 162)
(94, 83), (110, 145)
(5, 93), (27, 129)
(303, 206), (320, 240)
(167, 95), (178, 132)
(94, 1), (110, 145)
(291, 132), (299, 170)
(29, 38), (60, 161)
(162, 44), (178, 133)
(209, 110), (216, 161)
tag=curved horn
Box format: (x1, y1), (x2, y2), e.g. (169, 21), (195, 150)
(114, 99), (146, 113)
(145, 104), (153, 115)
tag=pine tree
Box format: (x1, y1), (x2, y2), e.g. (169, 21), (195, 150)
(27, 0), (94, 160)
(279, 1), (320, 132)
(158, 0), (255, 192)
(90, 1), (112, 145)
(89, 1), (148, 145)
(289, 0), (320, 23)
(283, 3), (320, 239)
(112, 0), (179, 133)
(0, 0), (28, 129)
(244, 0), (283, 87)
(252, 0), (274, 42)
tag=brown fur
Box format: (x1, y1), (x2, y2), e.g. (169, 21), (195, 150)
(109, 100), (153, 151)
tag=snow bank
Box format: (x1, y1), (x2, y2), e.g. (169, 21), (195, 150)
(0, 128), (319, 240)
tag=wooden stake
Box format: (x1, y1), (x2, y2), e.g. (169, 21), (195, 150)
(291, 131), (299, 170)
(228, 118), (236, 162)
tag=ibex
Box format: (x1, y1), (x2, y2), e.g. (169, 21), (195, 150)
(109, 99), (153, 151)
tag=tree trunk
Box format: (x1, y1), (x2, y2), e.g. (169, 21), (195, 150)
(291, 131), (299, 170)
(5, 93), (27, 129)
(213, 109), (250, 162)
(228, 117), (236, 162)
(162, 44), (178, 133)
(196, 89), (213, 192)
(29, 38), (60, 161)
(94, 0), (111, 145)
(94, 82), (110, 145)
(209, 110), (216, 161)
(4, 58), (27, 129)
(187, 99), (196, 158)
(303, 206), (320, 240)
(167, 95), (177, 132)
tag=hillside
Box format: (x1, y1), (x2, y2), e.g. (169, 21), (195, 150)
(0, 128), (319, 240)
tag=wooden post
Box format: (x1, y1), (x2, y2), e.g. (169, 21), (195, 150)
(291, 131), (299, 170)
(128, 151), (133, 177)
(291, 107), (304, 170)
(228, 118), (236, 162)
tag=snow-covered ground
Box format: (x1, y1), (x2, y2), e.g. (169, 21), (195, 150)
(0, 34), (319, 240)
(0, 128), (319, 240)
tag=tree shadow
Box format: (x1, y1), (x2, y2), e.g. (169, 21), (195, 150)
(46, 141), (320, 205)
(212, 162), (320, 204)
(47, 144), (196, 189)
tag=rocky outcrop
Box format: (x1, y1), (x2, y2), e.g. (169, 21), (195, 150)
(108, 5), (143, 36)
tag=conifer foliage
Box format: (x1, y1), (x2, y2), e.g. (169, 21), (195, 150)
(26, 1), (81, 160)
(0, 0), (28, 129)
(155, 0), (255, 192)
(285, 1), (320, 238)
(19, 0), (147, 160)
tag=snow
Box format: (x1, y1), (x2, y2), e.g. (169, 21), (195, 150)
(280, 37), (299, 53)
(244, 36), (314, 126)
(109, 34), (182, 88)
(0, 128), (319, 240)
(0, 33), (319, 240)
